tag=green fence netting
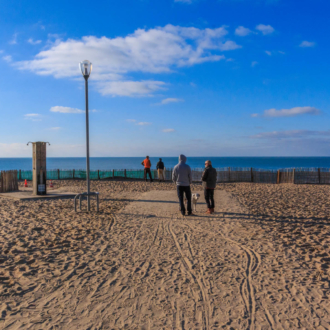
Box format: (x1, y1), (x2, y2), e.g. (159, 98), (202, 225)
(13, 167), (330, 184)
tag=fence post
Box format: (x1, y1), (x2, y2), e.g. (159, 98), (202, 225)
(112, 169), (115, 178)
(292, 169), (295, 184)
(57, 169), (60, 180)
(318, 168), (321, 184)
(19, 169), (21, 180)
(73, 169), (75, 179)
(124, 169), (126, 178)
(98, 170), (100, 180)
(228, 167), (231, 182)
(277, 170), (280, 184)
(251, 168), (253, 182)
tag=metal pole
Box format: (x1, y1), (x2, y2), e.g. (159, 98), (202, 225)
(85, 76), (90, 211)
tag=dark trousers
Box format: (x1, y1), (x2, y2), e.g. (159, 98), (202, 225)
(177, 185), (192, 214)
(144, 168), (153, 182)
(204, 188), (215, 209)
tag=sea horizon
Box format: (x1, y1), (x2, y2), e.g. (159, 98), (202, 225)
(1, 157), (330, 171)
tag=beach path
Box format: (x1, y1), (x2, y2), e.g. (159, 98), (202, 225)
(2, 189), (330, 329)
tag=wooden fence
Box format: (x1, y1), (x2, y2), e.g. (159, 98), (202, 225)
(0, 170), (18, 193)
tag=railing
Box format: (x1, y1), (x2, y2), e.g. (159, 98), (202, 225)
(12, 167), (330, 184)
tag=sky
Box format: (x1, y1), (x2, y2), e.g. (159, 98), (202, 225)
(0, 0), (329, 157)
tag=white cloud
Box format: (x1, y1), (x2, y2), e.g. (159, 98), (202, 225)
(235, 26), (252, 37)
(256, 24), (275, 35)
(251, 129), (330, 140)
(265, 50), (285, 56)
(24, 113), (40, 117)
(98, 80), (166, 97)
(2, 55), (12, 63)
(299, 41), (316, 48)
(9, 33), (18, 45)
(252, 106), (321, 118)
(24, 113), (42, 121)
(160, 98), (184, 105)
(218, 40), (241, 51)
(0, 143), (89, 157)
(126, 119), (151, 126)
(27, 38), (42, 45)
(162, 128), (175, 132)
(50, 106), (84, 114)
(251, 61), (258, 67)
(15, 25), (240, 96)
(49, 127), (61, 130)
(0, 50), (3, 53)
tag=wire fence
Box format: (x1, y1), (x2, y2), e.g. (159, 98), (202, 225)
(12, 167), (330, 184)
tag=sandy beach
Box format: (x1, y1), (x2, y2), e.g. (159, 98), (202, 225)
(1, 180), (330, 329)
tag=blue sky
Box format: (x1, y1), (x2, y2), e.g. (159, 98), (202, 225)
(1, 0), (329, 157)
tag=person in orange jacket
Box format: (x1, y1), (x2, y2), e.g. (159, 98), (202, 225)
(141, 156), (153, 182)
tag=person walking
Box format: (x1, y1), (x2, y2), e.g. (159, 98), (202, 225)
(156, 158), (165, 182)
(172, 154), (193, 216)
(141, 156), (153, 182)
(202, 160), (217, 214)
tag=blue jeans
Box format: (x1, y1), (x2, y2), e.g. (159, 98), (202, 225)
(177, 185), (192, 214)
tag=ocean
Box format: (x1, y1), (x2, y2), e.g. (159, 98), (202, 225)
(0, 157), (330, 171)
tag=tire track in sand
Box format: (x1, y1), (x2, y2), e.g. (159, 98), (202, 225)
(214, 228), (259, 330)
(167, 221), (210, 330)
(187, 220), (261, 330)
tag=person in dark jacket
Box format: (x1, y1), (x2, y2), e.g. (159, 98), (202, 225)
(201, 160), (217, 214)
(156, 158), (165, 182)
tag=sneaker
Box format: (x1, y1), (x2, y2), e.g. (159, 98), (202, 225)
(205, 208), (211, 214)
(187, 212), (194, 216)
(211, 208), (215, 213)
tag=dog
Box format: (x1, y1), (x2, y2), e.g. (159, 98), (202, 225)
(192, 193), (200, 212)
(184, 193), (200, 212)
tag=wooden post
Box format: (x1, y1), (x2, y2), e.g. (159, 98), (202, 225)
(73, 169), (75, 179)
(98, 170), (100, 180)
(32, 142), (47, 195)
(277, 170), (280, 184)
(58, 169), (60, 180)
(19, 169), (21, 180)
(228, 167), (231, 182)
(292, 169), (295, 184)
(124, 169), (127, 178)
(318, 168), (321, 184)
(112, 169), (115, 178)
(251, 167), (253, 182)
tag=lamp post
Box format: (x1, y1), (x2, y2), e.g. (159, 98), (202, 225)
(79, 60), (92, 211)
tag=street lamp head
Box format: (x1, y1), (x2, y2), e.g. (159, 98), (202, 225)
(80, 60), (92, 78)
